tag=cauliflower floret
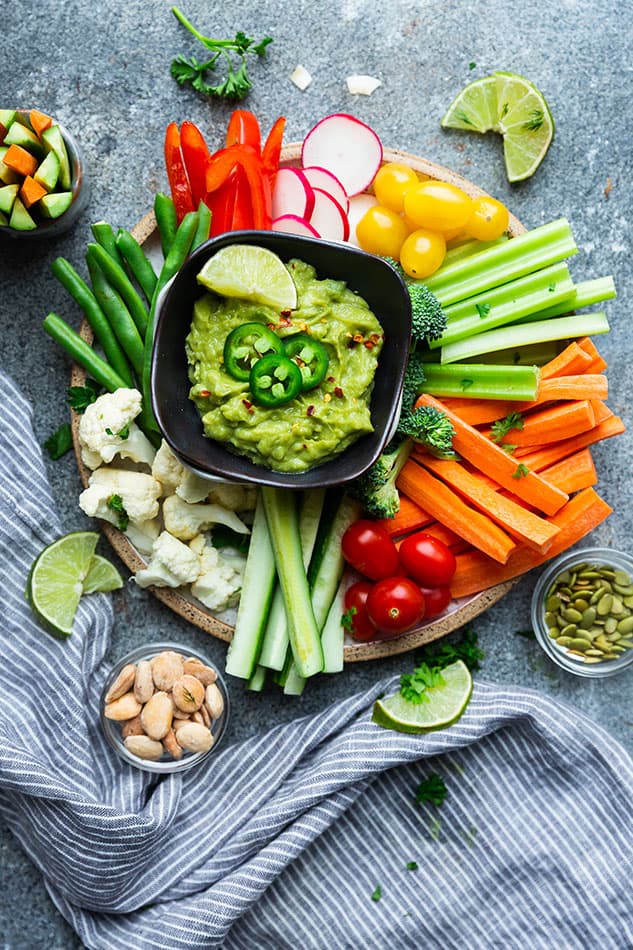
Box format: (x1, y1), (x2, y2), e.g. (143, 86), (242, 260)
(79, 468), (162, 543)
(206, 481), (258, 512)
(78, 388), (156, 470)
(152, 440), (186, 494)
(134, 531), (201, 589)
(189, 534), (244, 612)
(162, 493), (251, 542)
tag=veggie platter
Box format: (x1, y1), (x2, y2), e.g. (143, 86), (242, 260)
(47, 107), (621, 686)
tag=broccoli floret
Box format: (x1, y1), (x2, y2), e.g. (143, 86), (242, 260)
(385, 258), (446, 344)
(349, 438), (413, 519)
(396, 350), (456, 457)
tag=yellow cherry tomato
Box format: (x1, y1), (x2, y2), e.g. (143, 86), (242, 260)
(373, 162), (420, 213)
(464, 195), (510, 241)
(403, 180), (473, 233)
(356, 204), (409, 258)
(400, 229), (446, 279)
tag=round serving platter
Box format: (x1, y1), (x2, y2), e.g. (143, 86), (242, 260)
(71, 145), (521, 661)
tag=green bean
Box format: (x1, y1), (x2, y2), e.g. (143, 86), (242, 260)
(191, 201), (212, 251)
(43, 313), (129, 393)
(86, 249), (145, 379)
(50, 257), (134, 388)
(115, 228), (158, 305)
(154, 192), (178, 258)
(91, 221), (126, 269)
(86, 242), (149, 338)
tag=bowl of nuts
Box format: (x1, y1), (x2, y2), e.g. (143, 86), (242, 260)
(100, 642), (229, 772)
(531, 547), (633, 678)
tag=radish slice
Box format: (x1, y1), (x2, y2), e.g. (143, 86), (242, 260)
(347, 193), (378, 247)
(301, 113), (383, 197)
(272, 167), (315, 221)
(309, 188), (350, 242)
(301, 166), (349, 213)
(272, 214), (320, 238)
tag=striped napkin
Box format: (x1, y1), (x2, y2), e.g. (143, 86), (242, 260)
(1, 370), (632, 950)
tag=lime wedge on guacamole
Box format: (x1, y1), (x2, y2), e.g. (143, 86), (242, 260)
(197, 244), (298, 311)
(372, 660), (473, 733)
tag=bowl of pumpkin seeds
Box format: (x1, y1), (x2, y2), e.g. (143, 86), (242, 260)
(531, 547), (633, 677)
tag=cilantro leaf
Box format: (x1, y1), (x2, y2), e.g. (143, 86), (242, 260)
(490, 411), (524, 444)
(66, 379), (102, 413)
(512, 463), (530, 479)
(475, 302), (491, 318)
(416, 773), (448, 807)
(400, 663), (445, 704)
(106, 494), (129, 532)
(414, 628), (484, 673)
(406, 861), (419, 870)
(43, 423), (73, 461)
(370, 886), (382, 902)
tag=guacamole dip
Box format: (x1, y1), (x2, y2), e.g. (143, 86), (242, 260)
(186, 258), (384, 473)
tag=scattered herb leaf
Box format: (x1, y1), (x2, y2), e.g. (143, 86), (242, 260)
(371, 886), (382, 902)
(406, 861), (419, 870)
(414, 628), (484, 673)
(548, 283), (556, 292)
(43, 423), (73, 461)
(490, 411), (524, 444)
(104, 425), (129, 440)
(512, 463), (530, 480)
(500, 443), (517, 455)
(341, 607), (357, 631)
(460, 378), (474, 390)
(468, 61), (476, 70)
(415, 773), (448, 807)
(475, 302), (491, 319)
(106, 494), (129, 532)
(400, 663), (445, 704)
(66, 379), (102, 413)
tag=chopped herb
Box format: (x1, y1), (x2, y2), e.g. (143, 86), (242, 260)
(43, 423), (73, 461)
(490, 411), (524, 444)
(460, 378), (474, 390)
(406, 861), (419, 871)
(171, 6), (273, 101)
(400, 663), (445, 704)
(341, 607), (357, 631)
(500, 443), (517, 455)
(468, 61), (476, 70)
(512, 463), (530, 479)
(106, 494), (129, 532)
(548, 283), (556, 292)
(414, 628), (484, 673)
(66, 379), (102, 413)
(415, 773), (448, 807)
(475, 302), (491, 318)
(522, 109), (545, 131)
(105, 425), (130, 440)
(371, 886), (382, 902)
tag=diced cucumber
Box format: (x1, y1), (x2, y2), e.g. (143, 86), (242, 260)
(0, 147), (20, 184)
(225, 493), (276, 679)
(34, 150), (60, 191)
(39, 191), (73, 219)
(8, 195), (36, 231)
(320, 578), (348, 674)
(3, 122), (45, 158)
(0, 183), (18, 215)
(0, 209), (7, 226)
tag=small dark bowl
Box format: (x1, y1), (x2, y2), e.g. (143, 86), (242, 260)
(151, 230), (412, 489)
(0, 113), (88, 240)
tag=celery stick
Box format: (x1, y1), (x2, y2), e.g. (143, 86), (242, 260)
(423, 362), (540, 400)
(462, 340), (562, 366)
(440, 235), (509, 268)
(425, 218), (577, 306)
(261, 487), (324, 679)
(258, 488), (326, 671)
(440, 312), (610, 364)
(225, 493), (276, 680)
(513, 276), (616, 324)
(431, 263), (575, 348)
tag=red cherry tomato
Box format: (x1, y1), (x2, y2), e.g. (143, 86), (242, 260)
(366, 576), (425, 636)
(343, 581), (378, 642)
(398, 532), (457, 588)
(341, 520), (400, 580)
(419, 586), (452, 619)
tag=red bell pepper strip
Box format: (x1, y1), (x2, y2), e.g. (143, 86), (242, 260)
(225, 110), (261, 153)
(262, 116), (286, 175)
(180, 121), (212, 207)
(206, 144), (272, 230)
(164, 122), (195, 223)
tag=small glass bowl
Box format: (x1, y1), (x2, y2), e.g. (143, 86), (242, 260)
(100, 641), (230, 773)
(531, 547), (633, 678)
(0, 112), (88, 239)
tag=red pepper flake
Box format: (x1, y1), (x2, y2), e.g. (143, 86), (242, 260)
(353, 333), (364, 343)
(364, 339), (376, 349)
(199, 389), (211, 397)
(327, 376), (336, 383)
(307, 405), (315, 416)
(242, 399), (254, 414)
(334, 386), (344, 398)
(280, 309), (292, 318)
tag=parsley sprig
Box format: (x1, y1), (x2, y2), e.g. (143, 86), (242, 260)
(415, 773), (448, 807)
(490, 410), (524, 444)
(171, 6), (273, 101)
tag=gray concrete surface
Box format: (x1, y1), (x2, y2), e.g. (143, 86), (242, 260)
(1, 1), (631, 946)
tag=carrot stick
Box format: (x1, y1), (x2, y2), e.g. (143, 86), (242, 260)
(450, 488), (613, 598)
(576, 336), (608, 373)
(539, 340), (594, 379)
(416, 393), (569, 515)
(539, 448), (597, 494)
(514, 414), (625, 463)
(590, 400), (613, 424)
(397, 460), (517, 563)
(480, 400), (596, 447)
(418, 455), (561, 553)
(407, 521), (469, 551)
(376, 494), (433, 537)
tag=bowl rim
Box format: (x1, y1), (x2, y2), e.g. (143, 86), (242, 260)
(99, 640), (230, 773)
(150, 228), (412, 489)
(531, 546), (633, 678)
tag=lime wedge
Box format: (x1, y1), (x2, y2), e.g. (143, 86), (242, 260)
(82, 554), (124, 594)
(26, 531), (99, 637)
(441, 71), (554, 182)
(372, 660), (473, 733)
(197, 244), (298, 311)
(440, 75), (498, 133)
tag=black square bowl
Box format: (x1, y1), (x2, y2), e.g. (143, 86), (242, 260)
(150, 230), (412, 490)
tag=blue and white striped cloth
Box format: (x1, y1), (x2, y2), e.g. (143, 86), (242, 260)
(1, 369), (632, 950)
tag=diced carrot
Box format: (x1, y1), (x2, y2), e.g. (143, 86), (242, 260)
(539, 448), (597, 494)
(450, 488), (613, 598)
(515, 414), (625, 463)
(540, 340), (594, 379)
(418, 455), (560, 553)
(19, 175), (47, 208)
(29, 110), (53, 136)
(3, 144), (38, 177)
(576, 336), (608, 373)
(397, 460), (517, 563)
(480, 400), (596, 447)
(377, 494), (433, 537)
(416, 393), (569, 515)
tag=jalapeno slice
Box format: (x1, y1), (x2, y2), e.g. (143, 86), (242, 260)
(223, 322), (284, 381)
(249, 353), (303, 407)
(282, 332), (329, 391)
